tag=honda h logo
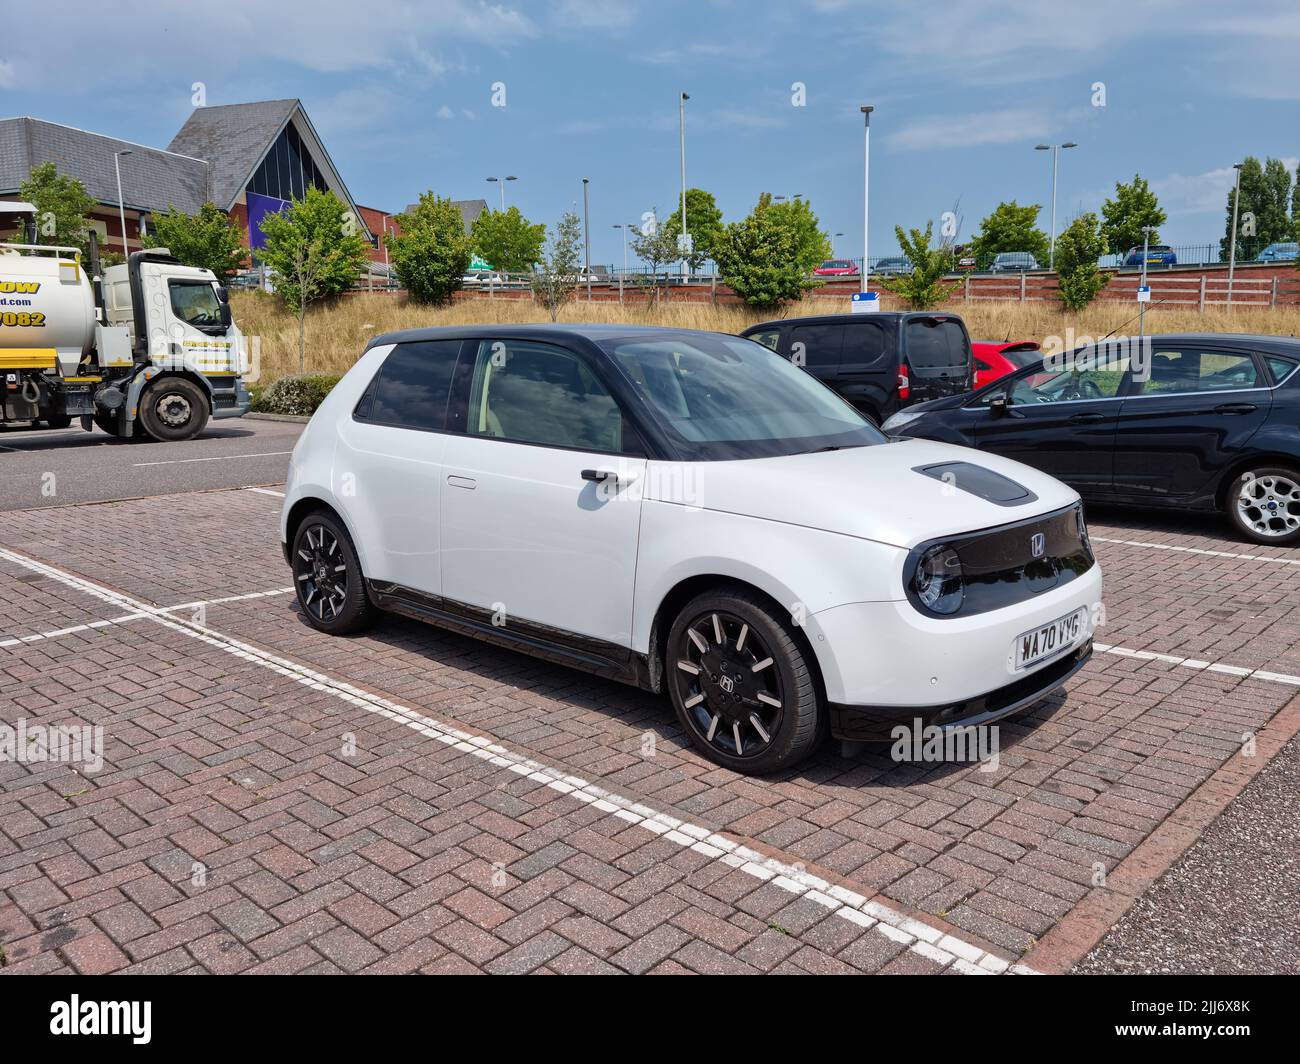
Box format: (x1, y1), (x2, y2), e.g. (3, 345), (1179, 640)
(1030, 532), (1046, 558)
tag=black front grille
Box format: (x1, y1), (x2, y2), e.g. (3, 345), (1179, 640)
(905, 504), (1095, 617)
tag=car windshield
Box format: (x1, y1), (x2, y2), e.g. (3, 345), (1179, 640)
(821, 261), (851, 269)
(600, 332), (886, 460)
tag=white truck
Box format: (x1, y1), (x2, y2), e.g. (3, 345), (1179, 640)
(0, 201), (250, 440)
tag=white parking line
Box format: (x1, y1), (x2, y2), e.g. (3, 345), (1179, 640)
(133, 451), (292, 467)
(244, 487), (286, 497)
(0, 587), (293, 649)
(0, 545), (1016, 976)
(1095, 642), (1300, 687)
(1092, 535), (1300, 568)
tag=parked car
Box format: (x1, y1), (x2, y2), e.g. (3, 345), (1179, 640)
(873, 257), (913, 277)
(1257, 242), (1299, 263)
(740, 312), (974, 425)
(972, 339), (1043, 388)
(813, 259), (860, 278)
(281, 324), (1101, 772)
(989, 252), (1040, 272)
(881, 335), (1300, 545)
(956, 254), (978, 271)
(461, 269), (505, 287)
(1122, 245), (1177, 268)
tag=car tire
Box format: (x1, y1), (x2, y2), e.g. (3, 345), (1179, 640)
(291, 510), (377, 635)
(1226, 465), (1300, 546)
(43, 412), (72, 430)
(139, 378), (210, 442)
(666, 588), (822, 773)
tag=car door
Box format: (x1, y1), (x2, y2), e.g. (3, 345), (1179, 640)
(439, 337), (647, 650)
(970, 354), (1126, 495)
(339, 339), (462, 595)
(834, 318), (893, 419)
(1109, 344), (1272, 504)
(787, 322), (845, 387)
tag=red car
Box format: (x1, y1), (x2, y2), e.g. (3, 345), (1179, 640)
(971, 339), (1041, 388)
(813, 259), (860, 278)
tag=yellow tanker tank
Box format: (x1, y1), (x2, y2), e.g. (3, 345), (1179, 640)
(0, 243), (96, 376)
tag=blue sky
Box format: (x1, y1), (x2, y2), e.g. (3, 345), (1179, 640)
(3, 0), (1299, 265)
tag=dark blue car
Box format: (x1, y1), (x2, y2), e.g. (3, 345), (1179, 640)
(1122, 245), (1177, 267)
(881, 334), (1300, 545)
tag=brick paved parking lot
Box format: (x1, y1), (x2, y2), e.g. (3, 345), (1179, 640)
(1, 486), (1297, 975)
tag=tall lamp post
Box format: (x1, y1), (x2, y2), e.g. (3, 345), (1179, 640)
(582, 178), (592, 301)
(1034, 142), (1077, 270)
(485, 175), (517, 211)
(860, 106), (873, 293)
(678, 92), (690, 282)
(1138, 224), (1156, 342)
(613, 223), (634, 304)
(1227, 162), (1244, 309)
(114, 149), (133, 257)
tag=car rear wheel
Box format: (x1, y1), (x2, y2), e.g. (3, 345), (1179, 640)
(1227, 466), (1300, 545)
(666, 589), (821, 773)
(292, 511), (377, 634)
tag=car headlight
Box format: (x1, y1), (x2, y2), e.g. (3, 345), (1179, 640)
(914, 544), (964, 615)
(882, 409), (924, 433)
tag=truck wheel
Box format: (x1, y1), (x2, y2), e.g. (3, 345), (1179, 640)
(139, 378), (209, 442)
(43, 413), (72, 430)
(93, 410), (127, 437)
(666, 588), (822, 774)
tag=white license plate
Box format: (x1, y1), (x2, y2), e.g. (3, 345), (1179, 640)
(1013, 608), (1087, 671)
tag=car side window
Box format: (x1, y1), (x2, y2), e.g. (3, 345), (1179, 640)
(358, 340), (461, 431)
(840, 321), (887, 366)
(789, 324), (843, 370)
(1138, 350), (1260, 395)
(1265, 356), (1298, 385)
(992, 359), (1128, 406)
(748, 329), (780, 352)
(466, 339), (634, 454)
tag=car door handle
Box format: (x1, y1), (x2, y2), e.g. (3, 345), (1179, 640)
(447, 475), (477, 490)
(1214, 403), (1258, 415)
(581, 469), (619, 485)
(1069, 412), (1107, 423)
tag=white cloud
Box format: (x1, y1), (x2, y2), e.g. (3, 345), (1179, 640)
(887, 108), (1053, 152)
(436, 104), (455, 120)
(1152, 157), (1300, 217)
(551, 0), (637, 31)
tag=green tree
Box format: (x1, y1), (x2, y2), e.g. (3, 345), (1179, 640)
(876, 222), (961, 309)
(1054, 212), (1109, 310)
(531, 211), (584, 321)
(17, 162), (97, 255)
(471, 206), (545, 274)
(386, 192), (474, 304)
(630, 211), (680, 303)
(1221, 157), (1294, 260)
(1293, 161), (1300, 242)
(712, 195), (828, 310)
(968, 201), (1049, 269)
(259, 188), (370, 371)
(144, 202), (246, 278)
(660, 188), (724, 273)
(1100, 175), (1167, 255)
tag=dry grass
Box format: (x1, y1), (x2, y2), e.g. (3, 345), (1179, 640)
(233, 289), (1300, 383)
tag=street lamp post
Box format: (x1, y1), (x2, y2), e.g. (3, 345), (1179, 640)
(1035, 142), (1077, 271)
(613, 223), (632, 304)
(582, 178), (591, 302)
(114, 149), (133, 257)
(679, 92), (690, 282)
(485, 175), (517, 211)
(1138, 224), (1155, 341)
(1227, 162), (1244, 309)
(860, 106), (873, 294)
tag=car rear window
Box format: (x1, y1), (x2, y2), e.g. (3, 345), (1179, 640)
(357, 340), (460, 431)
(1265, 356), (1298, 384)
(904, 318), (970, 372)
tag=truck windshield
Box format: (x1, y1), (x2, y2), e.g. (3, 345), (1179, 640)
(600, 332), (885, 460)
(169, 281), (224, 330)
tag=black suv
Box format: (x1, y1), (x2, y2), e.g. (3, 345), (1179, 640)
(741, 312), (974, 425)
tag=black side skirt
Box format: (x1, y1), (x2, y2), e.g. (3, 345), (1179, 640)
(366, 580), (655, 692)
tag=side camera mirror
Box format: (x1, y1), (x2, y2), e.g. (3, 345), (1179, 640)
(219, 303), (233, 328)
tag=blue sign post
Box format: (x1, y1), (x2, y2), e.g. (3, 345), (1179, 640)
(851, 291), (880, 314)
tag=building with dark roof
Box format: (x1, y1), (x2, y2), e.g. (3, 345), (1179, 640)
(0, 99), (375, 259)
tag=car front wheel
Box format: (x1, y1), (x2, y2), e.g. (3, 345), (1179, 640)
(666, 588), (821, 773)
(1227, 466), (1300, 545)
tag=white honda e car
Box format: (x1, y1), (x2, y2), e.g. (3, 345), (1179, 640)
(280, 325), (1102, 774)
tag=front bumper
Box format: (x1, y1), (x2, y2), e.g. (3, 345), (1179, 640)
(828, 639), (1091, 741)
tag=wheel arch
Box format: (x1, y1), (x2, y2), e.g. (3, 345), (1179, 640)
(284, 496), (350, 560)
(644, 574), (827, 704)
